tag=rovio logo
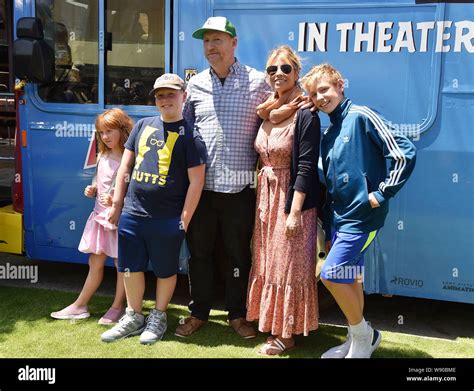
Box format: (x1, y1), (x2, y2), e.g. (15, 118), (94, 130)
(390, 276), (424, 288)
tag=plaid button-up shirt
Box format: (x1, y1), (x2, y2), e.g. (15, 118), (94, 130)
(183, 60), (271, 193)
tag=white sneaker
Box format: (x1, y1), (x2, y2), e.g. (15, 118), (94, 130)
(140, 309), (167, 345)
(101, 308), (145, 342)
(321, 331), (352, 359)
(345, 326), (381, 358)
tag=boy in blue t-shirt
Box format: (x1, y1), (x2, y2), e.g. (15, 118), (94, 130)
(101, 74), (207, 344)
(302, 64), (416, 358)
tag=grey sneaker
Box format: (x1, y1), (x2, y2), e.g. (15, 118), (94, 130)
(101, 308), (145, 342)
(140, 309), (167, 345)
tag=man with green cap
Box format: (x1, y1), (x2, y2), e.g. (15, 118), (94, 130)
(176, 16), (271, 339)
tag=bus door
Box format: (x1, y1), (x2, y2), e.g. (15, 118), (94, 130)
(0, 0), (15, 205)
(11, 0), (170, 263)
(0, 0), (22, 255)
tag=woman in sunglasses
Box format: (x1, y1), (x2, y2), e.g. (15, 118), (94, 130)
(247, 45), (321, 355)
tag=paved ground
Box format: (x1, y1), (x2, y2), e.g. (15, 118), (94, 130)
(1, 252), (473, 341)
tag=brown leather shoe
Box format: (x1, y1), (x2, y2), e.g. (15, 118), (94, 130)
(229, 318), (257, 339)
(175, 316), (207, 338)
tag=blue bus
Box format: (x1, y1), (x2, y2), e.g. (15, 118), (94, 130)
(2, 0), (473, 305)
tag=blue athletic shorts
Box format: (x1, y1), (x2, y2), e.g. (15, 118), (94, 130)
(321, 230), (377, 284)
(118, 212), (185, 278)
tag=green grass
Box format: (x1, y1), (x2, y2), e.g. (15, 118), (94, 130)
(0, 285), (472, 358)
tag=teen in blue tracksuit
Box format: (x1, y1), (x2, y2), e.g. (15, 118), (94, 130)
(302, 64), (416, 358)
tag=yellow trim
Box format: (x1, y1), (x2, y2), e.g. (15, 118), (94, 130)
(361, 230), (377, 253)
(15, 80), (26, 91)
(0, 205), (23, 254)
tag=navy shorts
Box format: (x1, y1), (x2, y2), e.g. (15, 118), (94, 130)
(118, 212), (185, 278)
(321, 230), (377, 284)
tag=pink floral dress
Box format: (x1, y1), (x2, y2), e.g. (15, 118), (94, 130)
(246, 112), (318, 338)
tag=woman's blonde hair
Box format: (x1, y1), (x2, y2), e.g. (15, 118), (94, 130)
(266, 45), (302, 80)
(95, 108), (134, 153)
(301, 63), (344, 92)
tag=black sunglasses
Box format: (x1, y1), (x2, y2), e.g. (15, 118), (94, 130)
(266, 64), (293, 75)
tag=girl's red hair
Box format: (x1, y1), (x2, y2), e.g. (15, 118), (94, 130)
(95, 108), (133, 153)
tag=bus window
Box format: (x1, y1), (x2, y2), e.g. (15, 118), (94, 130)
(0, 0), (9, 92)
(105, 0), (165, 106)
(36, 0), (99, 104)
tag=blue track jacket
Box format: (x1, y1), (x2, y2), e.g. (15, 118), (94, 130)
(321, 98), (416, 238)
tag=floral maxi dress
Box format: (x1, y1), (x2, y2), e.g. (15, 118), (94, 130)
(246, 112), (318, 339)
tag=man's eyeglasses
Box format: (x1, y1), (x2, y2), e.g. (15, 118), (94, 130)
(266, 64), (293, 75)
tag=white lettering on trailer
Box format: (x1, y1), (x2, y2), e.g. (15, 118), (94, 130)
(298, 22), (327, 52)
(337, 22), (354, 52)
(354, 22), (377, 52)
(454, 21), (474, 52)
(416, 21), (435, 52)
(377, 22), (394, 53)
(436, 21), (452, 53)
(298, 20), (474, 53)
(393, 22), (416, 53)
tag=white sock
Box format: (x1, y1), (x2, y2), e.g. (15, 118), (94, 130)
(349, 318), (369, 336)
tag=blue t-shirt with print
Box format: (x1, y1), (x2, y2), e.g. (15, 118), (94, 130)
(123, 116), (207, 218)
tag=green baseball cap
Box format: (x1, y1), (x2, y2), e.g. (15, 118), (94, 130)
(192, 16), (237, 39)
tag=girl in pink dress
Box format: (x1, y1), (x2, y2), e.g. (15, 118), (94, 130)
(246, 46), (321, 355)
(51, 108), (133, 324)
